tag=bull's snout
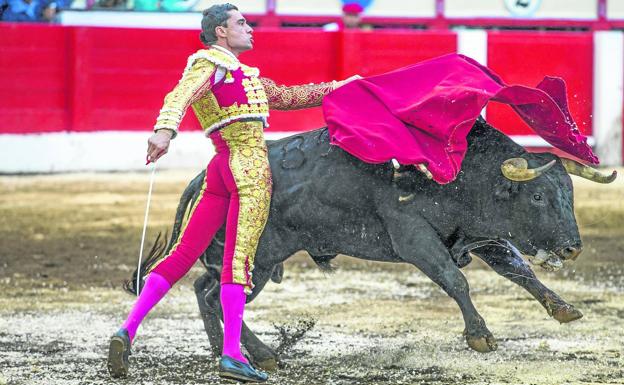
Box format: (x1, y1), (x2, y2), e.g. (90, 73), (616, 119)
(559, 244), (583, 261)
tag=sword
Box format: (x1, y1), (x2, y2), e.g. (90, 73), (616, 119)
(136, 158), (156, 296)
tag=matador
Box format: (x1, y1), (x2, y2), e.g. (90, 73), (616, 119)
(107, 3), (358, 383)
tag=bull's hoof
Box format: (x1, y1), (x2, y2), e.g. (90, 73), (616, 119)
(465, 334), (498, 353)
(247, 348), (279, 371)
(253, 357), (278, 371)
(552, 305), (583, 324)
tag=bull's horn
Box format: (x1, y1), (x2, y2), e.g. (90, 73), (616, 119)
(501, 158), (556, 182)
(392, 159), (403, 181)
(417, 164), (433, 180)
(560, 158), (617, 184)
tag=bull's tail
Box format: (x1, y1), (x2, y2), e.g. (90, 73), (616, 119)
(123, 170), (206, 295)
(309, 254), (337, 273)
(123, 231), (169, 295)
(165, 171), (206, 252)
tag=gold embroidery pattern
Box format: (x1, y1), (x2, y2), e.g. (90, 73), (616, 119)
(219, 121), (272, 294)
(192, 99), (269, 134)
(243, 77), (268, 104)
(154, 47), (268, 137)
(191, 68), (269, 134)
(184, 48), (240, 74)
(240, 63), (260, 78)
(259, 77), (335, 110)
(154, 58), (217, 138)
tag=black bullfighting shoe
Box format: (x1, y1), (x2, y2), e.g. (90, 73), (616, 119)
(218, 355), (269, 383)
(107, 328), (131, 378)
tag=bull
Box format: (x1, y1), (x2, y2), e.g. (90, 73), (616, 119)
(129, 118), (616, 369)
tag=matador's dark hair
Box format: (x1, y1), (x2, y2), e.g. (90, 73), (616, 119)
(200, 3), (239, 46)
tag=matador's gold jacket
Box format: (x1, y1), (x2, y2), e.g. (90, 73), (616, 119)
(154, 45), (337, 137)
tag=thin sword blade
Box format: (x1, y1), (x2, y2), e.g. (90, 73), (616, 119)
(136, 163), (156, 295)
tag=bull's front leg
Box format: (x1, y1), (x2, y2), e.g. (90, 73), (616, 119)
(472, 245), (583, 323)
(381, 212), (497, 353)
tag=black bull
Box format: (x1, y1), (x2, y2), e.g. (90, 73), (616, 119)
(131, 118), (615, 369)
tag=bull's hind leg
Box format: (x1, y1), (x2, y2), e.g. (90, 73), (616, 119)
(194, 269), (224, 357)
(473, 246), (583, 323)
(193, 266), (279, 369)
(241, 265), (279, 369)
(382, 213), (497, 353)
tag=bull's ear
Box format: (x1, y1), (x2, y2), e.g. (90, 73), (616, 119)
(494, 179), (514, 200)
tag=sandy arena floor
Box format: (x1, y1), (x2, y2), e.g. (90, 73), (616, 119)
(0, 169), (623, 385)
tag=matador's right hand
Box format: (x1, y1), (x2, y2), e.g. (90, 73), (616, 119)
(147, 129), (173, 163)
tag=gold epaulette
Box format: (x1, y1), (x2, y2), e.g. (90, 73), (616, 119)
(181, 48), (238, 78)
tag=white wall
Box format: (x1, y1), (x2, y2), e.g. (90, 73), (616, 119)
(276, 0), (436, 17)
(4, 21), (622, 172)
(445, 0), (598, 19)
(607, 0), (624, 19)
(593, 31), (624, 166)
(0, 131), (292, 173)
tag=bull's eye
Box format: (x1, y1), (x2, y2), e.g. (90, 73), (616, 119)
(533, 193), (542, 201)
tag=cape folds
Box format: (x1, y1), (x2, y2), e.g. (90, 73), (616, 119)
(322, 53), (597, 184)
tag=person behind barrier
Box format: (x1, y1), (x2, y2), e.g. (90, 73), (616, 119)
(1, 0), (69, 21)
(323, 2), (368, 31)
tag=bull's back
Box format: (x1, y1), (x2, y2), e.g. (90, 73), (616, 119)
(266, 128), (386, 211)
(263, 129), (399, 260)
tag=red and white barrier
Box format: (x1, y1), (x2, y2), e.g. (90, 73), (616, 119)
(593, 31), (624, 166)
(0, 22), (621, 172)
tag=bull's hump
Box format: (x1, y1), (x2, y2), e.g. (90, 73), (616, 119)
(267, 128), (332, 171)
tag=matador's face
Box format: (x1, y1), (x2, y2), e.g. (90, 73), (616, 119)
(221, 10), (254, 54)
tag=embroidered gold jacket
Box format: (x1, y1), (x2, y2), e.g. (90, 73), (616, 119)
(154, 45), (337, 138)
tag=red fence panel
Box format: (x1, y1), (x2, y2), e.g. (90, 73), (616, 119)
(0, 25), (594, 138)
(258, 30), (457, 133)
(486, 31), (594, 137)
(243, 29), (339, 133)
(0, 25), (457, 135)
(342, 29), (457, 78)
(81, 27), (203, 132)
(0, 23), (70, 133)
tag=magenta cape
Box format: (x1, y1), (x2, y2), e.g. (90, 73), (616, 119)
(322, 54), (598, 184)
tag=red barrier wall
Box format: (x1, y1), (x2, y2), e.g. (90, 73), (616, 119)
(0, 23), (71, 133)
(486, 31), (594, 136)
(0, 24), (593, 138)
(263, 29), (457, 133)
(0, 24), (456, 134)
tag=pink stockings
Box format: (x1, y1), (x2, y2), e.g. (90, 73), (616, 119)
(120, 274), (248, 363)
(121, 272), (171, 342)
(220, 283), (248, 362)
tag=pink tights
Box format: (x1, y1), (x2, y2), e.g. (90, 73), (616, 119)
(120, 274), (248, 363)
(220, 283), (248, 363)
(121, 272), (171, 342)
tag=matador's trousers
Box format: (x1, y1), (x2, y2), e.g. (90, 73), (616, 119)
(150, 121), (272, 294)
